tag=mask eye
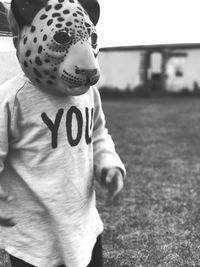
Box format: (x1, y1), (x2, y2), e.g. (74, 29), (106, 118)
(53, 31), (71, 45)
(91, 32), (98, 48)
(89, 32), (98, 57)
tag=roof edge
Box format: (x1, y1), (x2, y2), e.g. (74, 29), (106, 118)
(100, 43), (200, 52)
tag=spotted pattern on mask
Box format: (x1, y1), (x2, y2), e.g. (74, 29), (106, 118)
(19, 0), (98, 87)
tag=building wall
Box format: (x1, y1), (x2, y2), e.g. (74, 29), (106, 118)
(98, 50), (141, 89)
(98, 48), (200, 92)
(0, 37), (21, 85)
(0, 36), (15, 51)
(166, 49), (200, 91)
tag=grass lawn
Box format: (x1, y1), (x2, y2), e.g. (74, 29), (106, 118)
(97, 98), (200, 267)
(1, 98), (200, 266)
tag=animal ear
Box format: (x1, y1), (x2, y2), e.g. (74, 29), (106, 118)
(78, 0), (100, 25)
(11, 0), (48, 29)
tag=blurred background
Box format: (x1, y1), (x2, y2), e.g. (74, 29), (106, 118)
(1, 0), (200, 96)
(1, 1), (200, 267)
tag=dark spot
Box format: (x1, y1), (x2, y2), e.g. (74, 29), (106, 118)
(43, 34), (47, 41)
(69, 0), (74, 2)
(52, 12), (61, 17)
(33, 37), (37, 43)
(55, 4), (62, 10)
(40, 14), (48, 20)
(45, 5), (52, 11)
(23, 61), (28, 67)
(56, 24), (62, 28)
(87, 28), (91, 35)
(66, 22), (72, 26)
(47, 80), (54, 85)
(57, 17), (64, 22)
(38, 46), (43, 54)
(59, 0), (64, 2)
(23, 37), (28, 45)
(45, 59), (50, 63)
(33, 68), (42, 78)
(50, 75), (56, 79)
(44, 70), (50, 75)
(63, 9), (70, 14)
(53, 67), (57, 72)
(77, 11), (83, 16)
(35, 56), (43, 66)
(25, 50), (31, 57)
(30, 25), (36, 33)
(47, 19), (53, 26)
(85, 22), (90, 27)
(35, 78), (41, 84)
(73, 13), (77, 17)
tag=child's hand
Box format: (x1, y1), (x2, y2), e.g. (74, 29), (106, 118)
(0, 187), (16, 227)
(100, 167), (124, 200)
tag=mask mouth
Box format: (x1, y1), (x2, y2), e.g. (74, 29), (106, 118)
(85, 74), (100, 86)
(61, 70), (100, 88)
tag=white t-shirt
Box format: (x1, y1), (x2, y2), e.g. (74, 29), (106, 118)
(0, 74), (125, 267)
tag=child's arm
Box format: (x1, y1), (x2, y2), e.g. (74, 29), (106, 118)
(100, 167), (124, 200)
(0, 91), (16, 227)
(93, 88), (126, 199)
(0, 188), (15, 227)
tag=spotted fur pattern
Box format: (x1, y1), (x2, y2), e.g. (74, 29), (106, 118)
(16, 0), (100, 95)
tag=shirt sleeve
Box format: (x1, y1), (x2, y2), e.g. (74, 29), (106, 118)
(92, 87), (126, 181)
(0, 97), (11, 175)
(0, 84), (19, 177)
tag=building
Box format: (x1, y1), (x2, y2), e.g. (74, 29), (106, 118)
(98, 44), (200, 92)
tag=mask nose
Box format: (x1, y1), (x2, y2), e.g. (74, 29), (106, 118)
(60, 41), (100, 87)
(75, 66), (99, 85)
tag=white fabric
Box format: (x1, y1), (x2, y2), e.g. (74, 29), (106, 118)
(0, 74), (125, 267)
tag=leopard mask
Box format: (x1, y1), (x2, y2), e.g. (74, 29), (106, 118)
(10, 0), (100, 96)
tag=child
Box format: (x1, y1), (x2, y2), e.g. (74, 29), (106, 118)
(0, 0), (126, 266)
